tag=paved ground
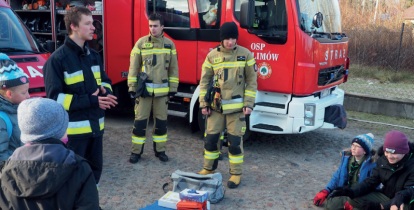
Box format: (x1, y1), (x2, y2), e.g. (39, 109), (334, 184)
(99, 110), (414, 210)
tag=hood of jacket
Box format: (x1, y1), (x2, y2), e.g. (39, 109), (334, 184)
(0, 139), (78, 199)
(0, 95), (18, 115)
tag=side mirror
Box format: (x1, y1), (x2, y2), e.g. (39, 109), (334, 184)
(45, 40), (55, 53)
(312, 12), (323, 28)
(240, 0), (254, 29)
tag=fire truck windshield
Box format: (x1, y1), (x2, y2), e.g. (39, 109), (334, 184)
(298, 0), (342, 34)
(0, 7), (41, 55)
(234, 0), (289, 44)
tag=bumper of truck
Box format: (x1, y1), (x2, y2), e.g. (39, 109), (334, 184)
(249, 87), (345, 134)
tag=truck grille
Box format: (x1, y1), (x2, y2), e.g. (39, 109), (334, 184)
(318, 65), (345, 86)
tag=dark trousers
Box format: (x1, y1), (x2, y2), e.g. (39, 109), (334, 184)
(348, 192), (409, 210)
(67, 135), (103, 184)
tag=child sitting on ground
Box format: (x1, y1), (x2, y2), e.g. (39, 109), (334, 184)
(313, 133), (376, 210)
(0, 53), (30, 164)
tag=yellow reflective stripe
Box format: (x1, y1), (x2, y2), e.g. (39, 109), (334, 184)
(229, 155), (244, 163)
(247, 59), (256, 66)
(244, 90), (256, 98)
(99, 117), (104, 131)
(67, 121), (92, 135)
(57, 93), (73, 111)
(169, 77), (179, 83)
(132, 136), (146, 144)
(141, 48), (171, 55)
(128, 77), (137, 82)
(101, 82), (113, 91)
(133, 47), (141, 54)
(212, 62), (246, 70)
(153, 134), (167, 142)
(222, 103), (244, 110)
(146, 87), (154, 92)
(204, 151), (220, 159)
(220, 135), (224, 140)
(64, 71), (84, 85)
(153, 87), (170, 94)
(202, 60), (212, 69)
(172, 49), (177, 55)
(200, 90), (206, 97)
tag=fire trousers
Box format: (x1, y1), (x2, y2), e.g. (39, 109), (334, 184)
(67, 135), (103, 184)
(131, 96), (168, 154)
(204, 111), (246, 175)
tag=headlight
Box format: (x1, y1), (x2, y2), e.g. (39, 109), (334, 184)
(304, 104), (315, 126)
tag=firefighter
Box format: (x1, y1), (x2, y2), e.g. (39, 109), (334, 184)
(127, 13), (179, 163)
(43, 7), (117, 187)
(198, 22), (257, 189)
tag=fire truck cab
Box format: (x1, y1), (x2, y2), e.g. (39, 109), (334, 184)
(104, 0), (349, 138)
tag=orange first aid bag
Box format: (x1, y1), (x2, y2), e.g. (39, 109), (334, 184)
(176, 200), (207, 210)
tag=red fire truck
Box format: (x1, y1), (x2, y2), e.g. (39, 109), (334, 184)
(4, 0), (349, 139)
(0, 0), (51, 98)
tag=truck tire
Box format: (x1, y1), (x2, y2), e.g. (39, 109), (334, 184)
(198, 109), (251, 141)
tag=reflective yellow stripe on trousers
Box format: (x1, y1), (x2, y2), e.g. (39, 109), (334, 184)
(57, 93), (73, 111)
(67, 120), (92, 135)
(132, 136), (145, 144)
(153, 134), (167, 143)
(229, 155), (244, 163)
(64, 70), (84, 85)
(205, 151), (220, 159)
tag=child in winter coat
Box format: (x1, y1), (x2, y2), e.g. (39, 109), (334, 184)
(330, 130), (414, 210)
(0, 53), (30, 164)
(0, 98), (99, 209)
(314, 133), (376, 210)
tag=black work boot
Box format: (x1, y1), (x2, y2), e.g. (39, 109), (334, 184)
(155, 151), (169, 162)
(129, 153), (141, 163)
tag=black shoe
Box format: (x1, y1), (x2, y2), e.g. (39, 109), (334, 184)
(218, 153), (223, 160)
(155, 151), (169, 162)
(129, 153), (141, 163)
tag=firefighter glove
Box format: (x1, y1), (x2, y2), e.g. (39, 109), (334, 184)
(313, 189), (329, 206)
(361, 200), (381, 210)
(330, 186), (354, 199)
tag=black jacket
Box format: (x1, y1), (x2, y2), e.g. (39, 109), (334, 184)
(0, 138), (99, 209)
(351, 143), (414, 209)
(43, 37), (113, 139)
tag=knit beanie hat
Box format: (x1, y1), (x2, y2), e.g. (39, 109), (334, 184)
(18, 98), (68, 144)
(383, 130), (409, 154)
(352, 133), (374, 154)
(0, 53), (29, 89)
(220, 22), (238, 41)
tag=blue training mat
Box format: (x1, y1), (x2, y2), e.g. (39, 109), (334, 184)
(139, 201), (173, 210)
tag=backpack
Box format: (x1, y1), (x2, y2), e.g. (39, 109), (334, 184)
(166, 170), (225, 204)
(0, 111), (12, 138)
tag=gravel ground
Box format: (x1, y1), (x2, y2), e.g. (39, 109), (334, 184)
(98, 110), (414, 210)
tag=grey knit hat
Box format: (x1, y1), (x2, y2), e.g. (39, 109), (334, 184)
(18, 98), (68, 144)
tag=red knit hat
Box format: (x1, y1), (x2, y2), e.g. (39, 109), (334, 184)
(383, 131), (409, 154)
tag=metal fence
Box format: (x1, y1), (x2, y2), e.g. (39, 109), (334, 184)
(339, 23), (414, 100)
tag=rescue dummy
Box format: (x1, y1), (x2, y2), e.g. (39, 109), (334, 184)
(197, 22), (257, 189)
(127, 13), (179, 163)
